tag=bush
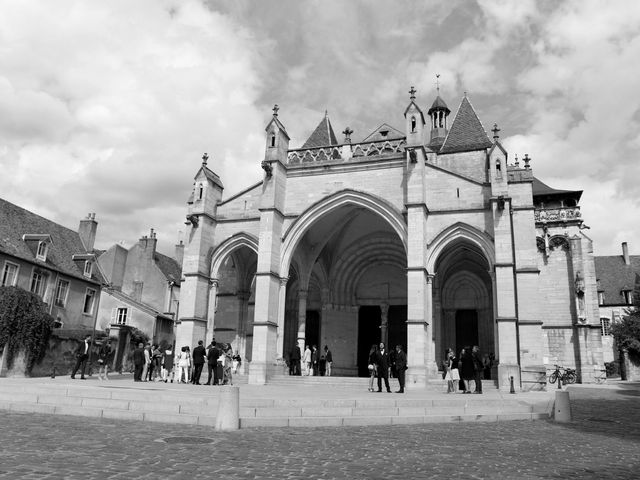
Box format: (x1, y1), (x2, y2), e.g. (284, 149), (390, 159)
(0, 286), (55, 373)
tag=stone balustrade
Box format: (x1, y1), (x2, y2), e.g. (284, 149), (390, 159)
(534, 207), (581, 224)
(287, 138), (406, 164)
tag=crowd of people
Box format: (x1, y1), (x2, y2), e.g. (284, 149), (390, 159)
(367, 343), (407, 393)
(442, 345), (493, 394)
(131, 338), (239, 385)
(288, 344), (333, 376)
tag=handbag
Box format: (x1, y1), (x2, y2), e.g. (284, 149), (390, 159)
(368, 364), (374, 371)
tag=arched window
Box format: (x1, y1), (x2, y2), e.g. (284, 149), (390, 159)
(271, 133), (276, 147)
(411, 116), (416, 133)
(198, 183), (204, 200)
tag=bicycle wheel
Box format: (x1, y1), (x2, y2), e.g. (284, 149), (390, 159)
(549, 372), (558, 384)
(568, 372), (577, 384)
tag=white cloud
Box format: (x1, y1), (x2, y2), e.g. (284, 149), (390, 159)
(0, 0), (267, 253)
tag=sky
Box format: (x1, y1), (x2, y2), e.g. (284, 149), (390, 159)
(1, 0), (639, 259)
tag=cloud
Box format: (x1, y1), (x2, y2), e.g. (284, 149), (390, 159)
(0, 0), (267, 253)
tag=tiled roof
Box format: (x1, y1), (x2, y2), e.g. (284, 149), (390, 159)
(301, 113), (339, 149)
(439, 96), (493, 154)
(595, 254), (640, 306)
(155, 252), (182, 283)
(0, 197), (102, 284)
(428, 95), (450, 115)
(532, 177), (582, 202)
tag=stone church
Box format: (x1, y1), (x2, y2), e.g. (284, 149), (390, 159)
(176, 88), (604, 389)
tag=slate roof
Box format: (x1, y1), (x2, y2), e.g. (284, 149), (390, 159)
(595, 254), (640, 306)
(532, 177), (582, 202)
(439, 96), (493, 154)
(301, 113), (339, 148)
(0, 197), (102, 284)
(361, 123), (405, 142)
(155, 252), (182, 283)
(428, 95), (450, 115)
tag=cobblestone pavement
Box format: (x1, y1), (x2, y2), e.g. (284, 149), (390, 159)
(0, 383), (638, 480)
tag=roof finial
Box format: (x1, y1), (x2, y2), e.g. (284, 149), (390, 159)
(409, 86), (416, 101)
(435, 74), (441, 93)
(272, 104), (279, 117)
(514, 154), (519, 167)
(523, 153), (531, 169)
(491, 123), (500, 141)
(342, 126), (353, 144)
(325, 109), (328, 118)
(202, 152), (209, 166)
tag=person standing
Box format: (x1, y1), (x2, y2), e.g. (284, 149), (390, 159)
(302, 345), (312, 376)
(161, 345), (174, 383)
(311, 345), (319, 376)
(141, 343), (152, 382)
(394, 345), (407, 393)
(367, 344), (378, 392)
(472, 345), (483, 394)
(132, 342), (145, 382)
(324, 345), (333, 377)
(206, 340), (220, 385)
(289, 343), (301, 376)
(443, 348), (458, 393)
(191, 340), (206, 385)
(71, 334), (92, 379)
(460, 347), (474, 393)
(97, 339), (112, 381)
(375, 342), (391, 393)
(176, 346), (190, 383)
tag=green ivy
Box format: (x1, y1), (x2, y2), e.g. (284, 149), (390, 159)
(0, 286), (54, 373)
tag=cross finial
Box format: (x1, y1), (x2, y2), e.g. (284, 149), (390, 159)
(272, 104), (279, 116)
(514, 154), (519, 167)
(491, 123), (500, 140)
(435, 74), (441, 93)
(202, 152), (209, 166)
(342, 126), (353, 143)
(409, 86), (416, 100)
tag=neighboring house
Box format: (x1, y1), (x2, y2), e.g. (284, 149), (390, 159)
(176, 88), (605, 388)
(595, 242), (640, 363)
(0, 198), (103, 331)
(95, 229), (182, 348)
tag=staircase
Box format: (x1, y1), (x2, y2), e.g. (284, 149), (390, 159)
(0, 376), (552, 428)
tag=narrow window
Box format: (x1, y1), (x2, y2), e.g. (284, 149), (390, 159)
(622, 290), (633, 304)
(36, 241), (48, 261)
(496, 160), (501, 172)
(1, 262), (18, 286)
(117, 307), (128, 325)
(411, 116), (416, 133)
(456, 188), (460, 198)
(30, 270), (45, 296)
(84, 261), (93, 278)
(198, 183), (204, 200)
(597, 291), (605, 305)
(271, 134), (276, 147)
(600, 318), (611, 336)
(83, 288), (96, 314)
(55, 279), (70, 307)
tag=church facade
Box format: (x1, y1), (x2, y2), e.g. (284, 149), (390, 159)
(176, 89), (604, 389)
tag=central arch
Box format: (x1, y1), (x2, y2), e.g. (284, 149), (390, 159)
(280, 190), (408, 377)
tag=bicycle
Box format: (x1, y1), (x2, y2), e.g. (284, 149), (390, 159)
(548, 365), (577, 385)
(594, 368), (607, 384)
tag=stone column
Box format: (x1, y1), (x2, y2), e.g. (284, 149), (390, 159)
(297, 290), (308, 355)
(205, 279), (218, 344)
(236, 290), (250, 358)
(380, 303), (389, 347)
(276, 277), (288, 359)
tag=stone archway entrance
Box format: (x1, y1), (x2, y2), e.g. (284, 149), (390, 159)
(282, 203), (407, 377)
(434, 239), (494, 362)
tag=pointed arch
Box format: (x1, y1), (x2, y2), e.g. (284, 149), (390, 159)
(281, 189), (407, 275)
(427, 222), (495, 272)
(210, 232), (259, 279)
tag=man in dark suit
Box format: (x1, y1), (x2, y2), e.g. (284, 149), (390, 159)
(191, 340), (206, 385)
(206, 339), (220, 385)
(472, 345), (483, 394)
(132, 342), (145, 382)
(289, 343), (301, 376)
(71, 334), (92, 379)
(375, 342), (392, 393)
(394, 345), (407, 393)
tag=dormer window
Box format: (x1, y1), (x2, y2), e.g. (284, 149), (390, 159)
(84, 260), (93, 278)
(622, 290), (633, 305)
(597, 291), (605, 305)
(36, 241), (48, 261)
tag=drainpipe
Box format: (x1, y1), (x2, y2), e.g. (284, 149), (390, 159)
(508, 201), (522, 388)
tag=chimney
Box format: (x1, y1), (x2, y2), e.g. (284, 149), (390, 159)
(622, 242), (630, 265)
(139, 228), (157, 258)
(78, 213), (97, 251)
(175, 240), (184, 267)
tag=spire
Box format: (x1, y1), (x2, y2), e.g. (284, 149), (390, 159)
(427, 77), (451, 148)
(439, 96), (493, 154)
(301, 112), (339, 149)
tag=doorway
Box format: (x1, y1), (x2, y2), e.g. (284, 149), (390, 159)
(357, 306), (381, 376)
(455, 309), (478, 354)
(305, 310), (320, 350)
(388, 305), (407, 351)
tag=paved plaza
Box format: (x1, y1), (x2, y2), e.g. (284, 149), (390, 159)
(0, 382), (638, 479)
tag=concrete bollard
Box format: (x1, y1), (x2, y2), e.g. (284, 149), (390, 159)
(215, 385), (240, 431)
(553, 390), (572, 423)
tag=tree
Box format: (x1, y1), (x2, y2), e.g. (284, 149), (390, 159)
(0, 286), (55, 373)
(611, 274), (640, 355)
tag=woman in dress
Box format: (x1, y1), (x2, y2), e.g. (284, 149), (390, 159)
(367, 344), (378, 392)
(302, 345), (312, 376)
(161, 345), (174, 383)
(223, 344), (233, 385)
(443, 348), (458, 393)
(97, 340), (112, 381)
(176, 346), (190, 383)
